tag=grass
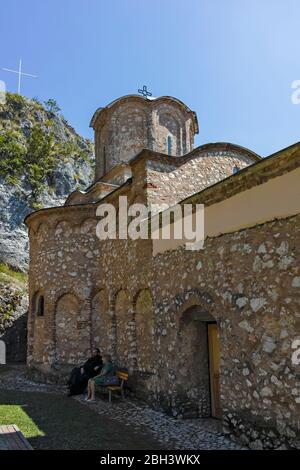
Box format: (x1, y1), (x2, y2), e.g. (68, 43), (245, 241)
(0, 389), (160, 450)
(0, 404), (44, 439)
(0, 264), (27, 284)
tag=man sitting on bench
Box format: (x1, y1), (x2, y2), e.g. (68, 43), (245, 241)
(67, 348), (103, 396)
(86, 354), (119, 402)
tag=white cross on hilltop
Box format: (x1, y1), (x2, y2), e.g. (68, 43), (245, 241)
(2, 59), (38, 94)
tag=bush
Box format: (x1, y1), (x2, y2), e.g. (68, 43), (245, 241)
(0, 264), (27, 283)
(0, 130), (26, 179)
(6, 93), (27, 110)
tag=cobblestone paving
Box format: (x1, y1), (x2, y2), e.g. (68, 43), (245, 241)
(0, 366), (244, 450)
(74, 394), (243, 450)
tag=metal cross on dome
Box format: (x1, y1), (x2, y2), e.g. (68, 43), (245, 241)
(138, 85), (152, 98)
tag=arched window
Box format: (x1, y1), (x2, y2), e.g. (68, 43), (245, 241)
(167, 136), (172, 156)
(35, 294), (44, 316)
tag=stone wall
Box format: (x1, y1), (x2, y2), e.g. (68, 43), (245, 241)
(26, 202), (300, 448)
(97, 215), (300, 448)
(71, 146), (258, 209)
(27, 206), (100, 372)
(25, 148), (299, 449)
(144, 151), (255, 206)
(92, 96), (198, 179)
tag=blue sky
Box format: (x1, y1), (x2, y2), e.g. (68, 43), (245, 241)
(1, 0), (300, 156)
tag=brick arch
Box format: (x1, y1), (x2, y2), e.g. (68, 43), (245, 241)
(153, 100), (190, 118)
(114, 103), (148, 125)
(176, 289), (216, 325)
(55, 292), (89, 365)
(55, 287), (85, 303)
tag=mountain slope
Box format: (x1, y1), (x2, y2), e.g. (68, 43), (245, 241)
(0, 93), (94, 270)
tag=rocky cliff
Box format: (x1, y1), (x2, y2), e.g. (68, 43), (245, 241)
(0, 93), (94, 271)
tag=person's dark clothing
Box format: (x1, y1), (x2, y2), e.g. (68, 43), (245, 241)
(67, 355), (103, 396)
(82, 355), (103, 378)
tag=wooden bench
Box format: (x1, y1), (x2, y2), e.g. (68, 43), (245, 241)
(0, 424), (33, 450)
(107, 370), (129, 402)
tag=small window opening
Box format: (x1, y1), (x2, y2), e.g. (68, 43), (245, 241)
(167, 136), (172, 156)
(36, 295), (45, 316)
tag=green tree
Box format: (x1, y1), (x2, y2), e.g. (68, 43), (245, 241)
(44, 99), (61, 115)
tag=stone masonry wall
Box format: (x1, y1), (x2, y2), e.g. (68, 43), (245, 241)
(96, 215), (300, 449)
(26, 147), (299, 449)
(27, 203), (300, 448)
(94, 97), (196, 179)
(144, 151), (255, 206)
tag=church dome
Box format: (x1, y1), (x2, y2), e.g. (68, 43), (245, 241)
(90, 94), (199, 180)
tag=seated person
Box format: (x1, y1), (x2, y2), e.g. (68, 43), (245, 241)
(67, 348), (103, 396)
(86, 353), (119, 402)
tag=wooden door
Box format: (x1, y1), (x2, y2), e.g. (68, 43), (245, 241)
(208, 323), (222, 419)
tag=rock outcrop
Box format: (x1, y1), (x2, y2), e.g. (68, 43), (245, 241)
(0, 93), (94, 270)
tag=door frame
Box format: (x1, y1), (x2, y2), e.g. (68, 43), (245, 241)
(207, 321), (221, 419)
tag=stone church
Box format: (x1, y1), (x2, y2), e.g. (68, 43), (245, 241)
(25, 94), (300, 449)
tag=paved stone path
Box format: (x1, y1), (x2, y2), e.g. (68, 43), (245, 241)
(74, 395), (243, 450)
(0, 365), (243, 450)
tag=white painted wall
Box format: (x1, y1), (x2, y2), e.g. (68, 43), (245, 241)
(0, 340), (6, 364)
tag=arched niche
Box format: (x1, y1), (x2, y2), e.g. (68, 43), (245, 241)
(135, 289), (154, 372)
(91, 289), (111, 355)
(55, 293), (89, 364)
(114, 289), (132, 366)
(113, 106), (148, 162)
